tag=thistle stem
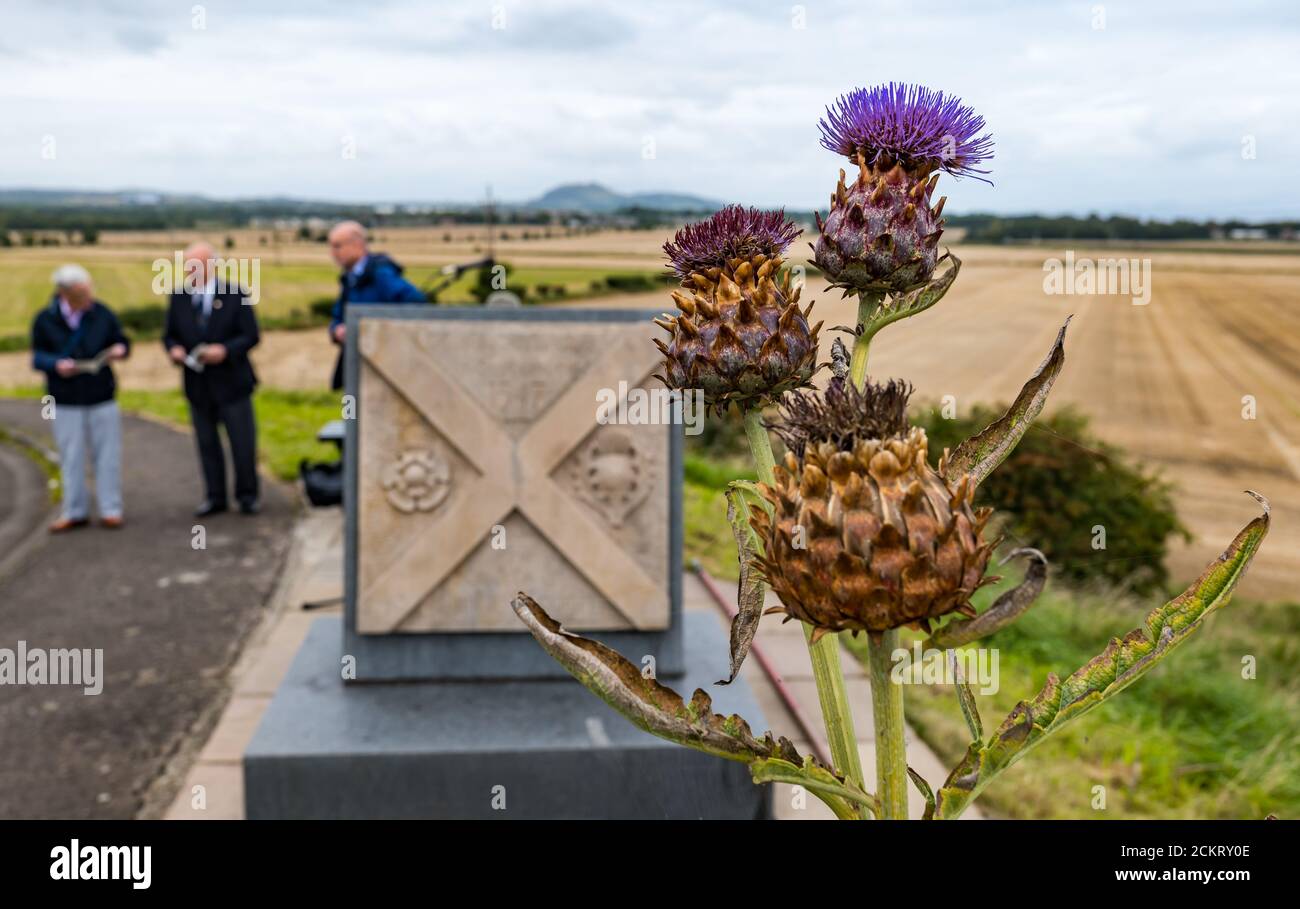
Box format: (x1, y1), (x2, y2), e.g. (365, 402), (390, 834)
(741, 406), (866, 811)
(849, 292), (885, 389)
(866, 630), (909, 819)
(850, 292), (910, 819)
(742, 407), (777, 487)
(801, 625), (866, 805)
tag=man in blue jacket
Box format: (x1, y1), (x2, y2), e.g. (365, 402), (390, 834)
(326, 221), (426, 389)
(30, 265), (131, 532)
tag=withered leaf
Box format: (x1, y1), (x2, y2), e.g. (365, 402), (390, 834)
(928, 548), (1048, 648)
(512, 591), (808, 765)
(944, 316), (1071, 487)
(719, 484), (766, 685)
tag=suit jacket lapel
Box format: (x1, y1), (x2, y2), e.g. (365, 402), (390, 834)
(176, 292), (200, 343)
(205, 291), (240, 341)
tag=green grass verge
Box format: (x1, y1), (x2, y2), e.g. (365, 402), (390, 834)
(0, 420), (61, 503)
(842, 575), (1300, 820)
(682, 445), (755, 579)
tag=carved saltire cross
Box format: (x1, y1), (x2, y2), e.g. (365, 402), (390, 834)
(355, 318), (672, 634)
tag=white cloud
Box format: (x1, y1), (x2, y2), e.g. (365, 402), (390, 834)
(0, 0), (1296, 218)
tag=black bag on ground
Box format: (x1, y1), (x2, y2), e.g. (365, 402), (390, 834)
(299, 458), (343, 507)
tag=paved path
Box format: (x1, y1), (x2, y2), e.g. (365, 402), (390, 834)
(0, 398), (294, 818)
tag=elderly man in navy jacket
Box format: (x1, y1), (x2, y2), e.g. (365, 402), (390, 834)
(164, 241), (262, 516)
(30, 265), (130, 532)
(326, 221), (426, 389)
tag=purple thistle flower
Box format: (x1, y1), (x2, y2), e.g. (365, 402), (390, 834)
(818, 83), (993, 180)
(664, 205), (802, 280)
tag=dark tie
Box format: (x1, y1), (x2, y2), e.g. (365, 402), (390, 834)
(193, 294), (208, 330)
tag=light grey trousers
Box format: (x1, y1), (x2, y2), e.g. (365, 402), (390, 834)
(49, 399), (123, 520)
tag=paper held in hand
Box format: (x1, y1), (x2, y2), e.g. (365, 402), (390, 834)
(72, 348), (113, 375)
(183, 344), (208, 373)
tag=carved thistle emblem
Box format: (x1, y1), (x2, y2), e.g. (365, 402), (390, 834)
(571, 427), (650, 528)
(382, 448), (451, 514)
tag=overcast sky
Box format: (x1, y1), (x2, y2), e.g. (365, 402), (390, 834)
(1, 0), (1296, 219)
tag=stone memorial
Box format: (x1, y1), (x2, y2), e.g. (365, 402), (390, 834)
(244, 306), (771, 818)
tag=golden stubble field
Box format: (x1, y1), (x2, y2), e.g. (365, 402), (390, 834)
(3, 227), (1298, 600)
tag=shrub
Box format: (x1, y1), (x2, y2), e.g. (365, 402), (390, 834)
(600, 274), (655, 291)
(116, 304), (167, 336)
(914, 403), (1190, 595)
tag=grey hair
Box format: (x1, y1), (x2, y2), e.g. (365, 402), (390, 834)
(52, 264), (92, 289)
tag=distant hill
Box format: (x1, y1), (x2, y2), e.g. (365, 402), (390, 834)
(525, 182), (720, 213)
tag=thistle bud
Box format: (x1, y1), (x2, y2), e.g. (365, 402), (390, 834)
(656, 206), (821, 413)
(813, 83), (992, 295)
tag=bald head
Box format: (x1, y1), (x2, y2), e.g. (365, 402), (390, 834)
(328, 221), (368, 269)
(183, 241), (218, 288)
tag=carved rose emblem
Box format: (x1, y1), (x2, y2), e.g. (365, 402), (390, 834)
(382, 448), (451, 514)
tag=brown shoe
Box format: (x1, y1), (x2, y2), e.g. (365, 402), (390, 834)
(100, 516), (125, 529)
(49, 517), (90, 534)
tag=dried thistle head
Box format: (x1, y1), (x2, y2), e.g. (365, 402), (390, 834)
(768, 377), (912, 459)
(751, 379), (996, 638)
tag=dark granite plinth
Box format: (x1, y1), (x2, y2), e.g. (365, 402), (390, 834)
(244, 612), (772, 819)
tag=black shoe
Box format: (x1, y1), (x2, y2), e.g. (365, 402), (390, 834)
(195, 500), (228, 517)
(238, 499), (261, 515)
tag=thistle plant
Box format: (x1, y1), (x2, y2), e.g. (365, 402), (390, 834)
(512, 83), (1270, 820)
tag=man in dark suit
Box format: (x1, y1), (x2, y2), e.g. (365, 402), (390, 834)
(163, 241), (261, 516)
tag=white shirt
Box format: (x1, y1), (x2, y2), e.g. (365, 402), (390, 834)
(196, 279), (217, 319)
